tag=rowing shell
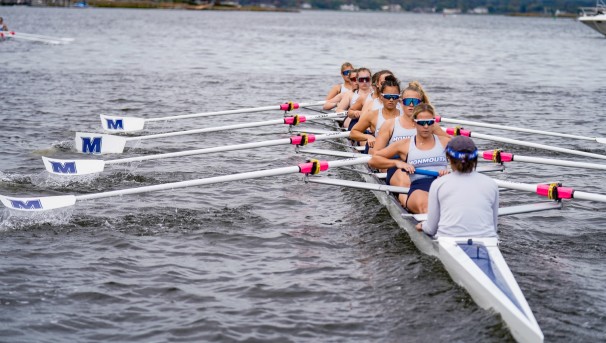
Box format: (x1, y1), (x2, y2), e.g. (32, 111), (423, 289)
(311, 128), (544, 343)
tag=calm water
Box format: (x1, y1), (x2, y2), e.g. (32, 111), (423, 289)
(1, 7), (606, 343)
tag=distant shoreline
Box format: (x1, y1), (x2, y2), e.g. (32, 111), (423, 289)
(86, 1), (297, 12)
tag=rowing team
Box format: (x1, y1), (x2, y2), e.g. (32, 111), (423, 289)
(325, 63), (498, 238)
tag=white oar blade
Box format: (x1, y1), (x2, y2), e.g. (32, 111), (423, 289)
(0, 194), (76, 211)
(42, 157), (105, 175)
(100, 114), (146, 132)
(596, 138), (606, 144)
(74, 132), (127, 154)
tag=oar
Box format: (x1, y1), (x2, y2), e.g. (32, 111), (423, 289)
(0, 156), (371, 212)
(2, 31), (73, 44)
(482, 150), (606, 170)
(11, 32), (74, 42)
(494, 179), (606, 203)
(446, 128), (606, 161)
(100, 100), (327, 132)
(437, 116), (606, 144)
(76, 112), (345, 154)
(44, 132), (350, 175)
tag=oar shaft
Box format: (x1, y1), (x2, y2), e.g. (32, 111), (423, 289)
(125, 112), (344, 141)
(513, 155), (606, 170)
(108, 132), (350, 165)
(75, 157), (370, 201)
(448, 128), (606, 161)
(148, 101), (326, 122)
(439, 117), (595, 141)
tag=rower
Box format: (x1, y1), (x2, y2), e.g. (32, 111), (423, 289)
(359, 70), (402, 118)
(323, 62), (355, 110)
(336, 67), (372, 130)
(369, 104), (450, 214)
(0, 17), (8, 31)
(349, 75), (402, 152)
(416, 136), (499, 238)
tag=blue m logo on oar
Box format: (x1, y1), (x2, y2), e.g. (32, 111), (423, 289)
(81, 137), (102, 154)
(50, 161), (77, 174)
(105, 119), (123, 130)
(10, 199), (42, 210)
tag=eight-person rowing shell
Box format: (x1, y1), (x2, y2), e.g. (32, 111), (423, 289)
(369, 104), (451, 214)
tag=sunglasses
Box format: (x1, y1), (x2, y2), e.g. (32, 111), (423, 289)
(403, 98), (422, 106)
(342, 70), (352, 76)
(415, 119), (435, 126)
(357, 77), (371, 83)
(381, 93), (400, 101)
(349, 77), (357, 82)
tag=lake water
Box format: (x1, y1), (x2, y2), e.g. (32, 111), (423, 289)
(1, 6), (605, 342)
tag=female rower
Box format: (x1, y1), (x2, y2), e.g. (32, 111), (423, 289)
(349, 75), (401, 151)
(336, 67), (372, 130)
(0, 17), (8, 31)
(369, 104), (450, 214)
(323, 62), (355, 110)
(359, 70), (401, 117)
(416, 136), (499, 238)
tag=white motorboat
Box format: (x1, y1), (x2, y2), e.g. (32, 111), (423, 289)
(578, 0), (606, 37)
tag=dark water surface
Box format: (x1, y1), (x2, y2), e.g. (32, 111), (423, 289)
(1, 7), (605, 342)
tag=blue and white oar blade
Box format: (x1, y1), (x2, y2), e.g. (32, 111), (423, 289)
(0, 194), (76, 211)
(74, 132), (127, 154)
(100, 114), (146, 132)
(42, 157), (105, 175)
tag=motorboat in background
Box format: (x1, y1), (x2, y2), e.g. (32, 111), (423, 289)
(579, 0), (606, 37)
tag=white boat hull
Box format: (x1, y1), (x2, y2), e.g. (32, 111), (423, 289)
(579, 15), (606, 37)
(341, 137), (544, 342)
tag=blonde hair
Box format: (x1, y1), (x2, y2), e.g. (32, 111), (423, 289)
(412, 103), (436, 120)
(341, 62), (353, 71)
(403, 81), (431, 105)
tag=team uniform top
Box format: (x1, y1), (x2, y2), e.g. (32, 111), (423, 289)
(374, 107), (402, 138)
(406, 135), (448, 183)
(389, 119), (416, 145)
(421, 171), (499, 238)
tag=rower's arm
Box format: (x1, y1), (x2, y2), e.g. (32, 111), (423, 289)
(324, 92), (344, 110)
(422, 181), (440, 236)
(374, 119), (394, 151)
(349, 111), (375, 142)
(368, 140), (408, 169)
(359, 98), (373, 118)
(336, 92), (351, 112)
(325, 84), (340, 100)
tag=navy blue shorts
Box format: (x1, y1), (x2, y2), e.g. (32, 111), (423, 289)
(347, 118), (359, 131)
(386, 166), (398, 185)
(408, 177), (435, 197)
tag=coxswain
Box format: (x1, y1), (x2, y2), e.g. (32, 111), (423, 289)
(416, 136), (499, 238)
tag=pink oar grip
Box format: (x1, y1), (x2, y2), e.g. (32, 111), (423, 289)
(290, 134), (316, 145)
(280, 103), (300, 111)
(435, 116), (442, 123)
(298, 161), (329, 174)
(283, 116), (307, 125)
(445, 127), (471, 136)
(482, 150), (513, 162)
(536, 185), (574, 199)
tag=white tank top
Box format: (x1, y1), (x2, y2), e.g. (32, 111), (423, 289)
(350, 91), (360, 107)
(375, 108), (401, 137)
(407, 135), (448, 182)
(340, 83), (348, 94)
(389, 118), (417, 145)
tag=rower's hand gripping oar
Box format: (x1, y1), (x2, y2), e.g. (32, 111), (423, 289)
(0, 156), (370, 212)
(44, 132), (350, 175)
(100, 100), (327, 132)
(76, 112), (345, 154)
(437, 116), (606, 144)
(446, 127), (606, 161)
